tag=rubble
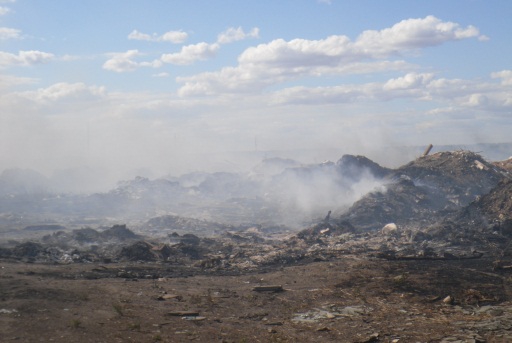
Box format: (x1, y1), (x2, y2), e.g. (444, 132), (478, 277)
(493, 156), (512, 172)
(2, 149), (512, 341)
(334, 150), (505, 233)
(117, 241), (157, 262)
(252, 285), (284, 292)
(336, 154), (392, 180)
(167, 311), (200, 317)
(101, 224), (140, 240)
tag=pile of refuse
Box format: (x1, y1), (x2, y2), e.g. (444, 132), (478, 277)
(1, 149), (512, 271)
(333, 150), (505, 232)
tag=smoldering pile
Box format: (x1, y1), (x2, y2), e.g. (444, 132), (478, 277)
(1, 149), (512, 273)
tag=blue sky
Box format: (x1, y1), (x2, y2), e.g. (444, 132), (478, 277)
(1, 0), (512, 179)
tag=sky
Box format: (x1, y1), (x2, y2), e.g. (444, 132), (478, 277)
(1, 0), (511, 184)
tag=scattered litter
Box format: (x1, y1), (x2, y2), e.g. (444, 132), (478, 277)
(252, 285), (284, 292)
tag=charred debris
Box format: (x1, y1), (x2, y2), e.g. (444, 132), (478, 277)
(1, 149), (512, 273)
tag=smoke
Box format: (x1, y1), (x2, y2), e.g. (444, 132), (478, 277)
(250, 158), (388, 227)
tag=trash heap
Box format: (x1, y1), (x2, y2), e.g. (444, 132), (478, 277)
(335, 150), (505, 232)
(1, 149), (512, 271)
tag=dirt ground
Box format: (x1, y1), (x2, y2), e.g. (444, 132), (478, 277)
(2, 255), (512, 343)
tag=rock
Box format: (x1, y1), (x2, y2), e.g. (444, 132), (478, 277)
(381, 223), (399, 235)
(443, 295), (454, 305)
(357, 333), (379, 343)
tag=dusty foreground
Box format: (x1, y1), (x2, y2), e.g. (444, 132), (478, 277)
(2, 256), (512, 343)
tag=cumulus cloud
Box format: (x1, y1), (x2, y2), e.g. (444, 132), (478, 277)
(355, 15), (485, 54)
(0, 50), (54, 67)
(128, 29), (188, 43)
(0, 27), (21, 40)
(119, 27), (258, 70)
(103, 50), (140, 72)
(177, 16), (484, 96)
(160, 26), (260, 66)
(161, 42), (220, 65)
(491, 70), (512, 85)
(237, 16), (482, 68)
(383, 73), (434, 91)
(103, 50), (162, 72)
(217, 27), (259, 44)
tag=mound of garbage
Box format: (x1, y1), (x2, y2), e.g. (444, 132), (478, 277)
(493, 157), (512, 172)
(333, 150), (506, 232)
(450, 178), (512, 237)
(2, 149), (512, 272)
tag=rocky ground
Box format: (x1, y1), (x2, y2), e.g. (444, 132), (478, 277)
(2, 150), (512, 342)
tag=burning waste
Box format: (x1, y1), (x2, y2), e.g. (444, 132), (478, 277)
(2, 149), (512, 341)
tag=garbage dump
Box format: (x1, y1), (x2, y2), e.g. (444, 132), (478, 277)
(2, 149), (512, 342)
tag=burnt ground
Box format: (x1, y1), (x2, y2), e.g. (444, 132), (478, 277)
(2, 255), (512, 343)
(2, 150), (512, 342)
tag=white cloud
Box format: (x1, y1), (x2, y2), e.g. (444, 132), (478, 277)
(355, 15), (484, 54)
(103, 50), (162, 72)
(128, 29), (188, 43)
(123, 27), (258, 70)
(2, 82), (106, 108)
(161, 42), (220, 65)
(30, 82), (106, 103)
(177, 61), (417, 98)
(217, 27), (259, 44)
(269, 71), (512, 111)
(160, 30), (188, 43)
(0, 6), (10, 15)
(103, 50), (140, 72)
(383, 73), (434, 90)
(0, 27), (21, 40)
(239, 16), (482, 67)
(491, 70), (512, 85)
(177, 16), (484, 96)
(127, 30), (151, 41)
(0, 74), (36, 90)
(18, 50), (54, 64)
(0, 50), (54, 67)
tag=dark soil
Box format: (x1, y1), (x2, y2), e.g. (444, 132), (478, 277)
(2, 255), (512, 343)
